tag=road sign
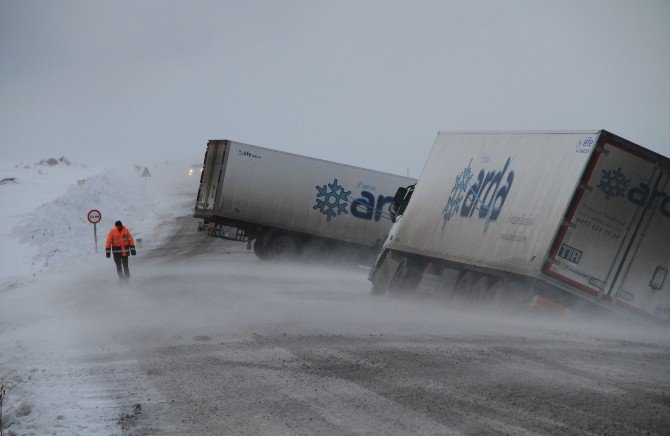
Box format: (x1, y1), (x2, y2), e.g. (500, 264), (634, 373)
(87, 209), (102, 253)
(141, 167), (151, 193)
(87, 209), (102, 224)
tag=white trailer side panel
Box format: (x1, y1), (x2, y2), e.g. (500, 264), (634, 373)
(386, 132), (597, 277)
(217, 142), (416, 247)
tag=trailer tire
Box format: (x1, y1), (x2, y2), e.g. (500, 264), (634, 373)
(389, 257), (425, 294)
(302, 239), (330, 262)
(454, 271), (482, 298)
(253, 238), (270, 260)
(471, 275), (494, 302)
(487, 278), (516, 308)
(269, 234), (299, 259)
(436, 266), (461, 297)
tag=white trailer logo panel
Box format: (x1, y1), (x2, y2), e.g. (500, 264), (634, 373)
(391, 132), (595, 277)
(547, 140), (670, 320)
(217, 143), (416, 247)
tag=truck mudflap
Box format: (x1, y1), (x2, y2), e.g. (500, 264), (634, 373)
(545, 135), (670, 322)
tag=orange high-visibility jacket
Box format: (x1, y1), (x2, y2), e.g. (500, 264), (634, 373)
(105, 226), (135, 257)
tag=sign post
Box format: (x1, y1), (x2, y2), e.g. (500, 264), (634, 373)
(87, 209), (102, 253)
(141, 167), (151, 193)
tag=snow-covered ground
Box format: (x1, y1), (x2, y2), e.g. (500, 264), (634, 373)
(1, 160), (97, 289)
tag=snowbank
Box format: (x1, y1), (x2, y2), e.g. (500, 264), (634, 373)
(13, 172), (156, 272)
(0, 161), (197, 290)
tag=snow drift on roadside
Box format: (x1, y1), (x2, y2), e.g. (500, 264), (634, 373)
(13, 173), (154, 270)
(3, 163), (195, 289)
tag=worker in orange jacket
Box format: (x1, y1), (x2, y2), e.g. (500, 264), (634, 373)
(106, 220), (136, 281)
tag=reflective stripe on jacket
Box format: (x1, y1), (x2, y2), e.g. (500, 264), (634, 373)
(105, 226), (135, 257)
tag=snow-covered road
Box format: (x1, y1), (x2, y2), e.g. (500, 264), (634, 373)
(2, 168), (670, 434)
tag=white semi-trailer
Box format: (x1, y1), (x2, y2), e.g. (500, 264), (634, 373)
(195, 140), (416, 262)
(369, 131), (670, 322)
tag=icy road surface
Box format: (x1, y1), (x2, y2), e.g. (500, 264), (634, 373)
(2, 216), (670, 434)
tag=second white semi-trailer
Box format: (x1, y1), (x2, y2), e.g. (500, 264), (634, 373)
(195, 140), (416, 263)
(369, 131), (670, 322)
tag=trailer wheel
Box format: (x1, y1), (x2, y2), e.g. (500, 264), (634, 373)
(436, 266), (461, 297)
(454, 271), (482, 298)
(479, 277), (502, 303)
(471, 275), (494, 302)
(253, 238), (270, 260)
(302, 239), (330, 262)
(269, 234), (299, 259)
(389, 257), (425, 294)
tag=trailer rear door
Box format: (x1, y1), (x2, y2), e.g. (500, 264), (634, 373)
(611, 171), (670, 321)
(195, 140), (227, 214)
(545, 136), (670, 320)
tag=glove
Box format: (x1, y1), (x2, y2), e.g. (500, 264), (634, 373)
(130, 247), (136, 256)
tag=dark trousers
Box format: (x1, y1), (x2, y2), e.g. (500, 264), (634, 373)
(113, 254), (130, 279)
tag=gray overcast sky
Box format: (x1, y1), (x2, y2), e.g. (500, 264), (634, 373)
(1, 0), (669, 176)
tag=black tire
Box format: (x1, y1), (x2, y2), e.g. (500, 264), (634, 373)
(302, 239), (330, 262)
(454, 271), (482, 297)
(253, 238), (270, 260)
(269, 234), (299, 259)
(389, 257), (425, 294)
(455, 271), (502, 304)
(480, 277), (503, 304)
(436, 266), (460, 298)
(483, 276), (534, 309)
(471, 275), (493, 302)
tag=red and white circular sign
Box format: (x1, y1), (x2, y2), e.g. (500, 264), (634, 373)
(87, 209), (102, 224)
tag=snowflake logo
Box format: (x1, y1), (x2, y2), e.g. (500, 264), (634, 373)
(314, 178), (351, 221)
(597, 167), (629, 199)
(442, 159), (473, 221)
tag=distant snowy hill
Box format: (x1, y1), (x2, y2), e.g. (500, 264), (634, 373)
(0, 160), (197, 290)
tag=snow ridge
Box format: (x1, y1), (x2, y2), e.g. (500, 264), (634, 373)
(2, 163), (191, 290)
(13, 172), (155, 273)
